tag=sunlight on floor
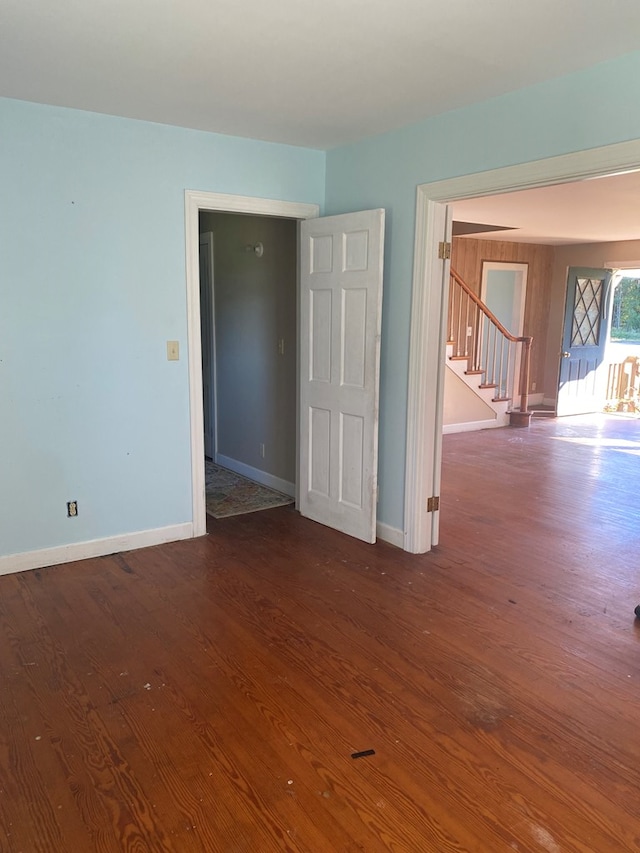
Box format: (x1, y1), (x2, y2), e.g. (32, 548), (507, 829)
(551, 435), (640, 455)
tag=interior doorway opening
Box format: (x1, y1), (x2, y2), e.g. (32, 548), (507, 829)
(186, 192), (386, 545)
(198, 211), (298, 520)
(609, 268), (640, 349)
(480, 261), (528, 402)
(184, 191), (319, 538)
(604, 267), (640, 414)
(406, 140), (640, 554)
(198, 211), (298, 493)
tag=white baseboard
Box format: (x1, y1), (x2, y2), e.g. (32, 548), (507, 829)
(0, 522), (194, 577)
(443, 418), (507, 434)
(543, 396), (557, 407)
(376, 521), (404, 548)
(215, 454), (295, 498)
(528, 392), (545, 405)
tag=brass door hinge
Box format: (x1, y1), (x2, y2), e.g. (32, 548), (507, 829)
(427, 496), (440, 512)
(438, 241), (451, 260)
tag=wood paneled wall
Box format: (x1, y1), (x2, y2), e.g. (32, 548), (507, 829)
(451, 237), (554, 395)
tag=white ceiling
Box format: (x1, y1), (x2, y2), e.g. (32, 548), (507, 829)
(2, 0), (640, 149)
(452, 170), (640, 246)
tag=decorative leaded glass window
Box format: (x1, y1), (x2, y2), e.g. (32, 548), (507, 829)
(571, 277), (603, 346)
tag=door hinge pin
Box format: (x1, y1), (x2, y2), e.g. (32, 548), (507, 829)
(427, 496), (440, 512)
(438, 242), (451, 260)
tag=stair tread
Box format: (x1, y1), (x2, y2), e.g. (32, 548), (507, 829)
(478, 382), (498, 388)
(465, 369), (484, 375)
(492, 396), (511, 402)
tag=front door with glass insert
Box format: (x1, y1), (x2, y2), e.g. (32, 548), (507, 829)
(557, 266), (612, 416)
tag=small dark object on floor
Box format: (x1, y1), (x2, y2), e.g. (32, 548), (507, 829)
(508, 599), (517, 604)
(351, 749), (375, 759)
(635, 605), (640, 619)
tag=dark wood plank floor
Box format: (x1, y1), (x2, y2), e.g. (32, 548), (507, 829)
(1, 414), (640, 852)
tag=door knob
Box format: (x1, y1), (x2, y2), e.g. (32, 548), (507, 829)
(562, 351), (571, 358)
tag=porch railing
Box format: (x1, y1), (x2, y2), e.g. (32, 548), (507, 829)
(448, 267), (533, 415)
(605, 355), (640, 412)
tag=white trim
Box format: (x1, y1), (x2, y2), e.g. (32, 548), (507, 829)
(295, 223), (302, 511)
(443, 418), (506, 434)
(527, 393), (545, 406)
(429, 205), (453, 549)
(376, 521), (404, 548)
(186, 192), (320, 220)
(185, 195), (207, 538)
(605, 260), (640, 269)
(184, 191), (320, 539)
(0, 523), (194, 577)
(404, 200), (449, 553)
(419, 140), (640, 204)
(215, 453), (295, 498)
(543, 396), (557, 407)
(199, 231), (217, 459)
(405, 139), (640, 554)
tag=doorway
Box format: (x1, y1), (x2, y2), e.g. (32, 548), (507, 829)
(604, 267), (640, 413)
(186, 193), (385, 545)
(607, 267), (640, 362)
(406, 139), (640, 554)
(198, 211), (298, 508)
(480, 261), (528, 399)
(184, 192), (319, 538)
(556, 266), (613, 416)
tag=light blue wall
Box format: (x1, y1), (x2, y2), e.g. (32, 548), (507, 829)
(325, 51), (640, 531)
(485, 270), (518, 331)
(5, 50), (640, 558)
(0, 97), (324, 558)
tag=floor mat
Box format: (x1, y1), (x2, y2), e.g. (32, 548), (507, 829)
(205, 461), (294, 518)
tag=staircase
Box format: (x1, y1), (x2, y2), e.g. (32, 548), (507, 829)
(445, 267), (533, 432)
(444, 343), (512, 431)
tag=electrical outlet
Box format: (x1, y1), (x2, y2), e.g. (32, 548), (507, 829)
(278, 338), (285, 355)
(531, 382), (537, 391)
(67, 501), (78, 517)
(167, 340), (179, 361)
(466, 326), (473, 337)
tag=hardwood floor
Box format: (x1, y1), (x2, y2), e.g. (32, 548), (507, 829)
(1, 414), (640, 851)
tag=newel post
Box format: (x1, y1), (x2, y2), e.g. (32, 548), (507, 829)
(509, 336), (533, 427)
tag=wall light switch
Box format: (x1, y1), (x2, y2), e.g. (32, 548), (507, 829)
(167, 341), (179, 361)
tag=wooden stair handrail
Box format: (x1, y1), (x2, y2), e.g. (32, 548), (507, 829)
(450, 267), (533, 416)
(451, 268), (529, 345)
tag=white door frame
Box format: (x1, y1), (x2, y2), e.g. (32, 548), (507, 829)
(405, 138), (640, 554)
(199, 231), (217, 459)
(185, 191), (319, 537)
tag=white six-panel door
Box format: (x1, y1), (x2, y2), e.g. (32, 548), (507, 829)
(299, 209), (385, 543)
